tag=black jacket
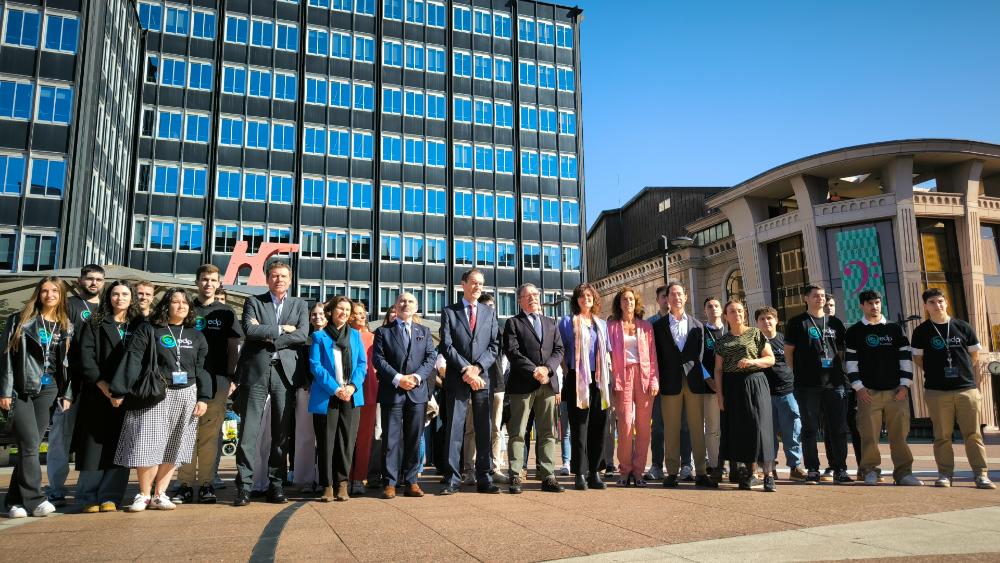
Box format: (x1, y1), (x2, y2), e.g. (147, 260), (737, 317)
(1, 313), (71, 400)
(502, 311), (564, 395)
(653, 315), (708, 395)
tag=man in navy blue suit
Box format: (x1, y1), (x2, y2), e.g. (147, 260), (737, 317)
(439, 268), (501, 495)
(372, 292), (437, 499)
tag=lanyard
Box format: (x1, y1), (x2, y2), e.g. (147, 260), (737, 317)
(166, 325), (184, 370)
(929, 320), (954, 367)
(39, 317), (56, 369)
(807, 315), (832, 358)
(705, 323), (725, 348)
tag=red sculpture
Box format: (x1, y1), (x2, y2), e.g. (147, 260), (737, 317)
(223, 241), (300, 286)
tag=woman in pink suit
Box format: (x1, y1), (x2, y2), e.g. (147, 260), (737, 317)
(349, 302), (378, 495)
(607, 287), (659, 487)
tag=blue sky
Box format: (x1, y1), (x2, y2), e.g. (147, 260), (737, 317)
(578, 0), (1000, 227)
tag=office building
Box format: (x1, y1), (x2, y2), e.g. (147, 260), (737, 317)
(127, 0), (586, 319)
(0, 0), (144, 271)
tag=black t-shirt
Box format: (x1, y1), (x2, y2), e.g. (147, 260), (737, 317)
(66, 296), (98, 337)
(193, 300), (242, 378)
(785, 312), (847, 389)
(911, 318), (980, 391)
(26, 316), (71, 387)
(764, 332), (794, 396)
(845, 320), (911, 390)
(151, 324), (212, 401)
(702, 323), (725, 394)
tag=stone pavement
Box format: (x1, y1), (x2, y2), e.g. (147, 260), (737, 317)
(0, 439), (997, 562)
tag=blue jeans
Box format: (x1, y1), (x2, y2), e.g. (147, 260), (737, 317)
(794, 386), (849, 472)
(45, 401), (78, 497)
(418, 432), (426, 468)
(650, 395), (692, 471)
(559, 402), (571, 465)
(770, 393), (803, 469)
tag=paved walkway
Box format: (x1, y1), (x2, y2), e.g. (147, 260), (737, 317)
(0, 439), (997, 561)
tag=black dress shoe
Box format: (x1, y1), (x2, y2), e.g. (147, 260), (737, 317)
(477, 484), (501, 494)
(233, 491), (251, 507)
(663, 474), (679, 488)
(695, 475), (719, 489)
(267, 486), (288, 504)
(541, 477), (565, 493)
(509, 477), (523, 495)
(587, 474), (607, 490)
(249, 490), (266, 499)
(438, 485), (460, 496)
(574, 474), (588, 491)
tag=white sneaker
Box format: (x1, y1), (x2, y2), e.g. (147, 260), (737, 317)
(31, 501), (56, 517)
(149, 494), (176, 510)
(975, 476), (997, 490)
(126, 494), (150, 513)
(934, 474), (952, 488)
(864, 470), (880, 486)
(679, 465), (693, 481)
(559, 464), (571, 476)
(7, 505), (27, 519)
(896, 474), (923, 486)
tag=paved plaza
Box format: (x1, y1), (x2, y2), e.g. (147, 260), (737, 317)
(0, 439), (997, 562)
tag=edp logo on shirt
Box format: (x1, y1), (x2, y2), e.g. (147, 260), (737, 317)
(808, 326), (822, 340)
(38, 327), (52, 345)
(81, 310), (91, 321)
(194, 317), (207, 331)
(160, 335), (178, 348)
(866, 334), (893, 348)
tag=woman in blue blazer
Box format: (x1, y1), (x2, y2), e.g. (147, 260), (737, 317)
(309, 296), (367, 502)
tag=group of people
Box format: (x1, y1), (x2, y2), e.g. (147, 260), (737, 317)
(0, 263), (994, 519)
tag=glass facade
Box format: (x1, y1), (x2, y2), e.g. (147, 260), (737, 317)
(767, 234), (807, 325)
(0, 1), (141, 271)
(130, 0), (586, 317)
(917, 218), (966, 321)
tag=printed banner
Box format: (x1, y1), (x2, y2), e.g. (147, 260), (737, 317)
(836, 227), (887, 325)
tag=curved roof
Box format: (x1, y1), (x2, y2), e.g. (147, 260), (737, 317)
(707, 138), (1000, 207)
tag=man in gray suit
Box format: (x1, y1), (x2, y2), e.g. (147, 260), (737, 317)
(233, 261), (309, 506)
(439, 268), (501, 495)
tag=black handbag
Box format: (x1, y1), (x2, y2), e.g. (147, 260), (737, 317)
(123, 329), (166, 410)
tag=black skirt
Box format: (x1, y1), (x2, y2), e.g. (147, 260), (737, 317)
(720, 371), (774, 467)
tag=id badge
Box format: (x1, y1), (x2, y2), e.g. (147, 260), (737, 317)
(820, 357), (833, 368)
(40, 374), (53, 386)
(943, 367), (960, 379)
(171, 371), (189, 385)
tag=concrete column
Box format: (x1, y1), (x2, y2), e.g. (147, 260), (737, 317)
(882, 156), (923, 320)
(720, 197), (769, 312)
(790, 174), (832, 291)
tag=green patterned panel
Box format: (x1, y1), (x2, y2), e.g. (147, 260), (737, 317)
(836, 227), (888, 324)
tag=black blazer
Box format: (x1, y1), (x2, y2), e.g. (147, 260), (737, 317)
(237, 292), (309, 388)
(373, 321), (437, 404)
(502, 311), (564, 395)
(439, 301), (500, 400)
(653, 315), (708, 395)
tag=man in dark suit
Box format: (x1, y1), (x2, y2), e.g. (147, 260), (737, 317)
(502, 283), (565, 494)
(233, 261), (309, 506)
(439, 268), (501, 495)
(372, 292), (437, 499)
(652, 282), (716, 488)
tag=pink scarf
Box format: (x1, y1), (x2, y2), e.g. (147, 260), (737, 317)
(573, 315), (610, 410)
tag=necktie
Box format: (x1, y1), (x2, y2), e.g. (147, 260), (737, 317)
(402, 322), (411, 349)
(531, 314), (543, 341)
(468, 304), (477, 332)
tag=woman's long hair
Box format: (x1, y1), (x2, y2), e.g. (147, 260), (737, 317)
(92, 281), (142, 325)
(352, 301), (370, 333)
(723, 299), (747, 332)
(611, 287), (644, 321)
(6, 277), (70, 354)
(150, 288), (197, 328)
(570, 283), (601, 317)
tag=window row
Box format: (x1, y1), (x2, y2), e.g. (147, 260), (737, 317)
(219, 65), (298, 100)
(381, 0), (448, 28)
(0, 153), (66, 198)
(454, 239), (581, 271)
(222, 15), (299, 51)
(300, 281), (373, 310)
(305, 0), (378, 18)
(378, 86), (447, 118)
(518, 150), (578, 180)
(518, 61), (575, 92)
(452, 51), (513, 82)
(519, 104), (577, 135)
(450, 6), (512, 39)
(0, 230), (58, 272)
(146, 56), (218, 92)
(0, 80), (75, 124)
(137, 3), (216, 40)
(3, 7), (79, 53)
(133, 216), (206, 252)
(517, 17), (573, 49)
(211, 223), (295, 254)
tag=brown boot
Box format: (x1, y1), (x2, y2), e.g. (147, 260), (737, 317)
(335, 482), (349, 501)
(319, 486), (334, 502)
(404, 483), (424, 497)
(382, 485), (396, 499)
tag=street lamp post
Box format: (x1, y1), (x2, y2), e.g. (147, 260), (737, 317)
(661, 235), (695, 285)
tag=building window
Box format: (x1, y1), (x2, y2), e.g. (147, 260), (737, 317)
(403, 236), (424, 263)
(331, 31), (352, 59)
(558, 67), (575, 92)
(189, 61), (213, 91)
(246, 120), (269, 149)
(270, 176), (293, 203)
(521, 196), (540, 222)
(250, 19), (275, 48)
(20, 232), (58, 271)
(220, 117), (244, 146)
(355, 0), (376, 16)
(726, 270), (745, 303)
(352, 131), (373, 160)
(0, 154), (26, 194)
(185, 113), (210, 143)
(243, 173), (267, 201)
(330, 79), (350, 107)
(560, 154), (578, 180)
(453, 6), (471, 32)
(559, 110), (577, 135)
(214, 224), (239, 252)
(351, 233), (372, 260)
(354, 83), (374, 111)
(404, 138), (423, 166)
(561, 200), (580, 226)
(427, 238), (446, 264)
(327, 231), (348, 259)
(517, 18), (535, 43)
(403, 185), (424, 213)
(164, 6), (190, 35)
(192, 11), (216, 39)
(216, 170), (241, 199)
(381, 184), (401, 211)
(305, 77), (327, 105)
(474, 146), (493, 172)
(380, 234), (401, 261)
(494, 14), (511, 39)
(767, 234), (808, 324)
(139, 3), (163, 31)
(454, 239), (474, 266)
(4, 8), (40, 48)
(384, 0), (403, 20)
(405, 0), (425, 24)
(383, 87), (402, 114)
(274, 73), (296, 101)
(519, 62), (537, 87)
(223, 66), (246, 95)
(495, 102), (513, 128)
(918, 219), (967, 320)
(249, 69), (272, 98)
(496, 148), (514, 174)
(352, 182), (372, 209)
(383, 40), (402, 67)
(475, 240), (495, 266)
(543, 244), (560, 270)
(538, 64), (555, 89)
(454, 190), (473, 217)
(301, 230), (323, 258)
(474, 100), (493, 126)
(354, 35), (375, 63)
(381, 135), (402, 163)
(541, 198), (560, 224)
(43, 14), (79, 53)
(149, 220), (176, 250)
(520, 105), (537, 130)
(36, 85), (73, 124)
(427, 188), (446, 215)
(523, 243), (541, 269)
(495, 58), (512, 83)
(556, 24), (573, 49)
(28, 158), (65, 198)
(404, 89), (424, 117)
(329, 128), (350, 157)
(537, 21), (554, 46)
(453, 51), (472, 78)
(405, 43), (424, 71)
(276, 23), (297, 51)
(475, 193), (494, 219)
(473, 54), (492, 80)
(0, 80), (33, 120)
(304, 127), (326, 155)
(225, 15), (248, 44)
(182, 168), (207, 197)
(179, 223), (204, 251)
(427, 2), (446, 27)
(540, 153), (558, 178)
(272, 123), (295, 151)
(307, 28), (329, 56)
(160, 58), (186, 87)
(156, 110), (182, 140)
(539, 108), (557, 133)
(302, 177), (324, 206)
(980, 225), (1000, 350)
(563, 246), (581, 272)
(427, 47), (446, 73)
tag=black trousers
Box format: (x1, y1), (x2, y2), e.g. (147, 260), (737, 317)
(235, 366), (295, 492)
(823, 388), (862, 467)
(313, 398), (360, 487)
(444, 387), (493, 486)
(5, 385), (58, 512)
(562, 377), (607, 477)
